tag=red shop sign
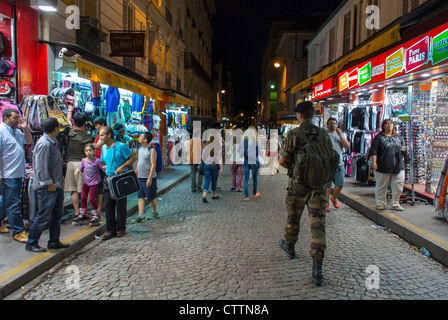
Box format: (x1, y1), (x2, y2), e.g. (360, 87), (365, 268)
(312, 77), (337, 100)
(405, 36), (430, 73)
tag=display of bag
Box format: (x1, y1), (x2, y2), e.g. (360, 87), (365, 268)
(21, 95), (70, 133)
(45, 96), (70, 129)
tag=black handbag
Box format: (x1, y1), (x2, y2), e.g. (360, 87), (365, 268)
(106, 143), (140, 200)
(198, 162), (204, 175)
(107, 170), (140, 200)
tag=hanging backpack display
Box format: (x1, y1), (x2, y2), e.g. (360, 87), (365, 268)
(45, 96), (70, 129)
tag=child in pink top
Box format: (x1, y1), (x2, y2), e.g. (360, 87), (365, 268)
(74, 144), (105, 226)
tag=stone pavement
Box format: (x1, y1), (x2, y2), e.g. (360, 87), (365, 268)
(6, 165), (448, 301)
(0, 165), (190, 300)
(339, 178), (448, 267)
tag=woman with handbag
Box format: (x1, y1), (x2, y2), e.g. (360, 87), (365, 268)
(99, 126), (137, 240)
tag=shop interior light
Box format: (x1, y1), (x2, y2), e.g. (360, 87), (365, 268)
(421, 73), (431, 77)
(39, 6), (57, 11)
(397, 80), (405, 83)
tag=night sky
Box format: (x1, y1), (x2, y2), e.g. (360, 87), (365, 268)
(211, 0), (344, 115)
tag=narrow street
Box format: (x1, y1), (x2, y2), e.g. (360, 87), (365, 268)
(10, 166), (448, 301)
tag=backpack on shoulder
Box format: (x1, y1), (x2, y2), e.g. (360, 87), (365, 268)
(292, 129), (340, 188)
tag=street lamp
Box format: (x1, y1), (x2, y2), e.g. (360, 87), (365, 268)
(274, 62), (281, 68)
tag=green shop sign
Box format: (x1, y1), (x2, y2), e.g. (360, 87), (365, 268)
(432, 28), (448, 65)
(359, 62), (372, 86)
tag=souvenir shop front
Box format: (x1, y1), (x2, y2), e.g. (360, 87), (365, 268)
(162, 91), (193, 165)
(335, 20), (448, 203)
(40, 48), (165, 174)
(310, 72), (384, 184)
(0, 0), (45, 109)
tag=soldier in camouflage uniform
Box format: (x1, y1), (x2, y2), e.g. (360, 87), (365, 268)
(278, 101), (332, 286)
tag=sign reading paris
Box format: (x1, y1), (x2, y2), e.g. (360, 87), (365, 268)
(110, 32), (146, 58)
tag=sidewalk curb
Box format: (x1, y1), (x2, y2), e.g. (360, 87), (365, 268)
(0, 171), (190, 300)
(338, 191), (448, 267)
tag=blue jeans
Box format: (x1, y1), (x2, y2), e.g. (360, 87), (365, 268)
(202, 164), (220, 193)
(244, 163), (259, 198)
(27, 188), (64, 246)
(0, 178), (25, 236)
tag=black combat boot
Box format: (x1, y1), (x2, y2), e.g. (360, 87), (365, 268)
(279, 239), (296, 259)
(312, 259), (324, 286)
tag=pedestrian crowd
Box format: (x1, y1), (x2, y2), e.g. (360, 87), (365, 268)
(0, 101), (405, 287)
(0, 106), (158, 252)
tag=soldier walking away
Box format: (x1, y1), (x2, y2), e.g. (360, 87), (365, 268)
(278, 101), (337, 286)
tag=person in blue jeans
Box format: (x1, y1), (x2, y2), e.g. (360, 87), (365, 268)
(201, 135), (222, 203)
(0, 108), (33, 242)
(100, 126), (137, 240)
(238, 126), (262, 201)
(26, 118), (70, 253)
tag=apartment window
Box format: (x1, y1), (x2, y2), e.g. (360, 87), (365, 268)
(343, 11), (351, 55)
(328, 28), (335, 63)
(123, 1), (135, 31)
(123, 1), (135, 70)
(319, 39), (325, 67)
(367, 0), (380, 39)
(402, 0), (425, 15)
(303, 40), (309, 58)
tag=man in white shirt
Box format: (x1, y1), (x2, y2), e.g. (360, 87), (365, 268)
(325, 118), (350, 212)
(0, 108), (32, 242)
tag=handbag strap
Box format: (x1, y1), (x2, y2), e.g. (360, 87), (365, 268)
(109, 142), (117, 176)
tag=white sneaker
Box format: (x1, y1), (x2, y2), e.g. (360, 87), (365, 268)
(376, 205), (385, 210)
(392, 205), (404, 211)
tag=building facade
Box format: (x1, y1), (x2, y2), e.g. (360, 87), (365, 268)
(260, 17), (328, 125)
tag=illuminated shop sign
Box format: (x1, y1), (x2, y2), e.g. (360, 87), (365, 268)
(338, 22), (448, 93)
(311, 77), (337, 100)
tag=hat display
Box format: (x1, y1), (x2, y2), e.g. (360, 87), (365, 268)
(295, 101), (314, 113)
(4, 60), (15, 76)
(63, 88), (75, 101)
(0, 79), (14, 96)
(0, 60), (11, 76)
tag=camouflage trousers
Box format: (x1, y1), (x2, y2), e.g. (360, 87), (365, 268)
(284, 181), (327, 261)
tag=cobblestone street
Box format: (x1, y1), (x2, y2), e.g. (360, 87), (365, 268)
(12, 166), (448, 301)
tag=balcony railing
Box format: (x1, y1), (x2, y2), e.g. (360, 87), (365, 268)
(76, 16), (101, 54)
(184, 52), (212, 86)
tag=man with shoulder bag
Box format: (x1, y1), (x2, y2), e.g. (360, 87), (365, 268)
(99, 126), (137, 240)
(278, 101), (338, 286)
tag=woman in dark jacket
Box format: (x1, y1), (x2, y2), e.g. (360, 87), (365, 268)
(370, 119), (406, 211)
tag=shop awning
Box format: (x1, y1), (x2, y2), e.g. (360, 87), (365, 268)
(76, 58), (164, 100)
(42, 41), (164, 100)
(164, 90), (195, 107)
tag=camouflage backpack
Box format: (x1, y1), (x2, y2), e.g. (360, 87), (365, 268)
(291, 128), (340, 188)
